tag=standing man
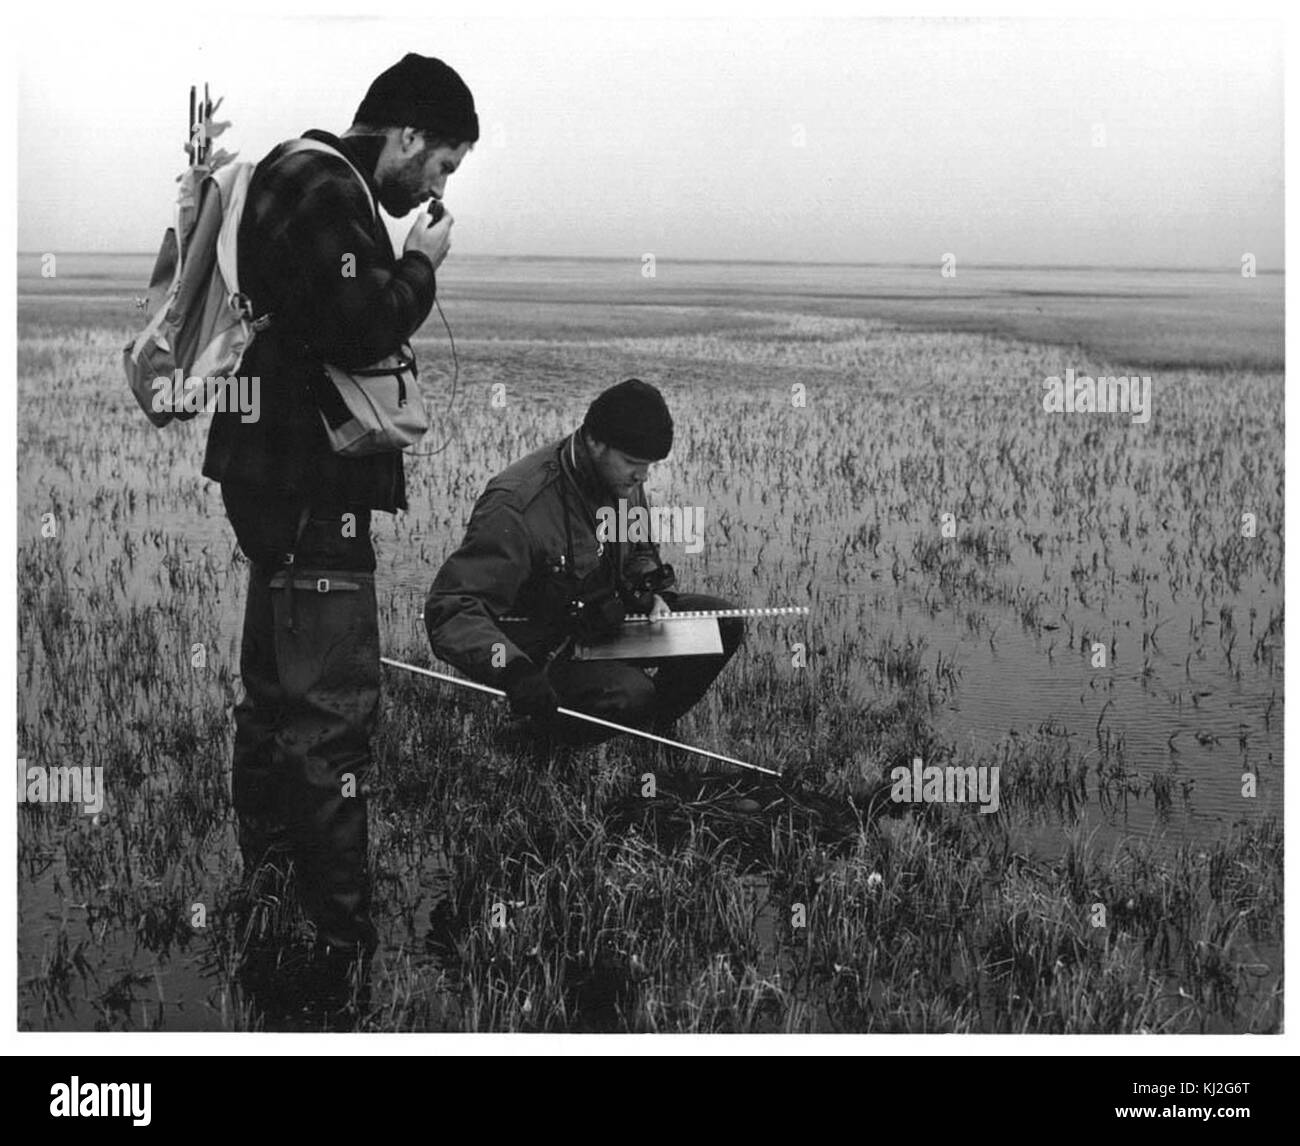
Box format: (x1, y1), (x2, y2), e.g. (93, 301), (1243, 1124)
(203, 55), (478, 979)
(425, 380), (744, 747)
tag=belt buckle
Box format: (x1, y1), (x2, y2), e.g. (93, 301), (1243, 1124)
(315, 578), (330, 593)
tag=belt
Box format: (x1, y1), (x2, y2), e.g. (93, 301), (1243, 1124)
(269, 506), (366, 631)
(269, 575), (364, 593)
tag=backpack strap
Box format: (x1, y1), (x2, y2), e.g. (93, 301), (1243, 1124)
(283, 137), (378, 221)
(212, 162), (265, 327)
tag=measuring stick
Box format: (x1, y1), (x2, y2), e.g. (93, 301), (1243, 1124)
(496, 605), (811, 625)
(380, 656), (779, 777)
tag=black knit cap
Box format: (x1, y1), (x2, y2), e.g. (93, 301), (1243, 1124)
(355, 54), (479, 144)
(583, 379), (674, 461)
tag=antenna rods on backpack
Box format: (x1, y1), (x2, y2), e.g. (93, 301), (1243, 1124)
(188, 82), (213, 166)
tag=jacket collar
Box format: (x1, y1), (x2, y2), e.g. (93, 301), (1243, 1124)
(563, 429), (610, 504)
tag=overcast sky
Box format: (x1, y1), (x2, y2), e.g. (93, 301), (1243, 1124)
(16, 12), (1283, 267)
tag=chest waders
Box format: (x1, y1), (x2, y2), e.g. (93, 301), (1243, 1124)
(228, 492), (381, 959)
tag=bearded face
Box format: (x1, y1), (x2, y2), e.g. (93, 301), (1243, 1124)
(377, 138), (470, 217)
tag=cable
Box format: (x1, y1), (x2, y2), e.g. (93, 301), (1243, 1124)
(407, 294), (459, 456)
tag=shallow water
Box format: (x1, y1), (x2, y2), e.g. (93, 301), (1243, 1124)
(20, 255), (1282, 836)
(16, 255), (1284, 1030)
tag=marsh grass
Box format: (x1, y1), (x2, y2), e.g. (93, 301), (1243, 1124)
(16, 277), (1283, 1033)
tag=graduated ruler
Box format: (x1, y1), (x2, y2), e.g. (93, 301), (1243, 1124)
(497, 605), (810, 624)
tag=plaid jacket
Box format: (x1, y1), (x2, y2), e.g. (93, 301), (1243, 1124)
(202, 130), (437, 511)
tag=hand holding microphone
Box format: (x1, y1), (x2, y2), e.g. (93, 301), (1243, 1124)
(405, 197), (454, 270)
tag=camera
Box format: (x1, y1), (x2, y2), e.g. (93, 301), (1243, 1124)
(621, 563), (676, 612)
(566, 586), (626, 642)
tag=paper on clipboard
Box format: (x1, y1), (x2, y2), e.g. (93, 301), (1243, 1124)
(573, 617), (723, 661)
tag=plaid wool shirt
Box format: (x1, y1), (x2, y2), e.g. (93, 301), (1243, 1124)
(202, 130), (438, 512)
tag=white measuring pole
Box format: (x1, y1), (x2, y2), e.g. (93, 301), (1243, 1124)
(380, 656), (779, 777)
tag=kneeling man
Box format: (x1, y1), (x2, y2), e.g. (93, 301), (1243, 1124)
(424, 379), (742, 744)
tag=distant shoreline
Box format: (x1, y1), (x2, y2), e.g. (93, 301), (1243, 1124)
(14, 252), (1285, 275)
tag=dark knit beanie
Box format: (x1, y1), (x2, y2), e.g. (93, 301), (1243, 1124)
(355, 54), (479, 144)
(583, 379), (674, 460)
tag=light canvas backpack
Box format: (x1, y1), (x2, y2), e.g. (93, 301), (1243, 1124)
(124, 136), (427, 455)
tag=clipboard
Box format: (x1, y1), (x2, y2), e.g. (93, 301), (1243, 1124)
(573, 617), (723, 661)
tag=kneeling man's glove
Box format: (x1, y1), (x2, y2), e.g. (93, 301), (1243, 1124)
(501, 659), (559, 718)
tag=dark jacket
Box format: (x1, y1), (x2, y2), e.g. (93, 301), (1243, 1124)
(202, 130), (437, 511)
(424, 431), (675, 684)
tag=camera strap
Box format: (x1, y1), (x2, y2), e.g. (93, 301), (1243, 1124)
(560, 432), (607, 575)
(559, 448), (578, 576)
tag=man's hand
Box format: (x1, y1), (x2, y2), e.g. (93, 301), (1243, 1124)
(404, 208), (454, 271)
(501, 660), (559, 719)
(648, 595), (672, 623)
